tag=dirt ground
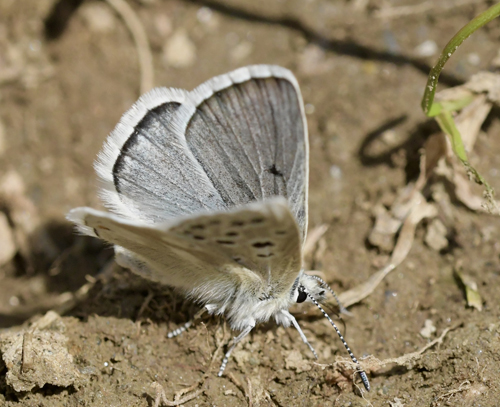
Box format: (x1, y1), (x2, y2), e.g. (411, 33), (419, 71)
(1, 0), (500, 406)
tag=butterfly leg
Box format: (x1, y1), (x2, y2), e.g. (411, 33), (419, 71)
(282, 310), (318, 359)
(218, 324), (254, 377)
(167, 308), (206, 338)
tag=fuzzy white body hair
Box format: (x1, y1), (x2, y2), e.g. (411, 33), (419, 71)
(117, 243), (324, 331)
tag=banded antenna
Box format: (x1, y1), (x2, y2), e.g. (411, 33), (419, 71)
(300, 285), (370, 392)
(309, 275), (352, 316)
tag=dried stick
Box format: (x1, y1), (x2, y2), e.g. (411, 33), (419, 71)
(105, 0), (154, 94)
(151, 382), (202, 407)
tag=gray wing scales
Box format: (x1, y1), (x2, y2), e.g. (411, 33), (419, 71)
(177, 66), (309, 239)
(256, 75), (307, 231)
(112, 103), (212, 215)
(94, 65), (308, 239)
(95, 87), (226, 223)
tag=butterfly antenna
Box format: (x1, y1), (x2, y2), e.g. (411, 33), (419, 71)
(301, 287), (370, 392)
(310, 275), (352, 316)
(316, 302), (349, 342)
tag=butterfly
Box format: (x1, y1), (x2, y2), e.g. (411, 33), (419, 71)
(67, 65), (370, 391)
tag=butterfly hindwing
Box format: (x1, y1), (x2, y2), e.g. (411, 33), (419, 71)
(68, 197), (302, 301)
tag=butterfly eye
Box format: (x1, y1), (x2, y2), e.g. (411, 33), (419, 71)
(296, 288), (307, 303)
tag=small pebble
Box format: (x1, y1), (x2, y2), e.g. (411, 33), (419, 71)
(9, 296), (20, 307)
(467, 53), (480, 66)
(230, 41), (253, 63)
(162, 31), (197, 68)
(304, 104), (315, 115)
(420, 319), (436, 338)
(154, 14), (172, 37)
(329, 165), (342, 180)
(197, 7), (213, 24)
(299, 44), (334, 75)
(79, 3), (116, 33)
(425, 218), (448, 251)
(414, 40), (438, 57)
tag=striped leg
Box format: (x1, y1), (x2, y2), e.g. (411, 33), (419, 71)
(218, 325), (254, 376)
(167, 308), (206, 338)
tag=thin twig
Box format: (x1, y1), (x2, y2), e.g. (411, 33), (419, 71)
(356, 325), (456, 373)
(246, 377), (253, 407)
(207, 324), (226, 373)
(227, 372), (249, 401)
(105, 0), (154, 94)
(435, 380), (471, 402)
(151, 382), (202, 407)
(303, 224), (328, 257)
(136, 290), (154, 320)
(21, 331), (34, 373)
(376, 327), (452, 367)
(174, 382), (200, 401)
(337, 193), (437, 308)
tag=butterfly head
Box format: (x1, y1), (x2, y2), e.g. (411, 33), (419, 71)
(293, 273), (327, 304)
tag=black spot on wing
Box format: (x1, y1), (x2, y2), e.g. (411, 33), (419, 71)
(250, 217), (264, 224)
(268, 164), (283, 177)
(216, 239), (235, 245)
(252, 241), (274, 248)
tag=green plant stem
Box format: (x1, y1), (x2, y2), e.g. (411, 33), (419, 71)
(435, 111), (468, 162)
(421, 2), (500, 116)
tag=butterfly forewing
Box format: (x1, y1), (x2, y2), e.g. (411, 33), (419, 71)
(96, 88), (226, 223)
(98, 66), (308, 240)
(180, 66), (308, 239)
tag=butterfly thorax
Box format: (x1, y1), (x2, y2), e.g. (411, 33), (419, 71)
(198, 270), (326, 332)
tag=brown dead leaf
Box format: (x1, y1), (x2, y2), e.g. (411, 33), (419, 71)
(338, 193), (437, 308)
